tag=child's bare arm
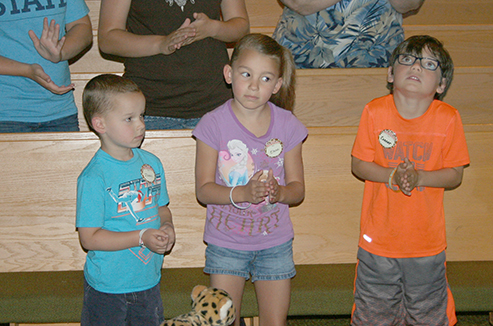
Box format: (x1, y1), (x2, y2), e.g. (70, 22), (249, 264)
(351, 156), (395, 183)
(352, 156), (464, 195)
(79, 227), (140, 251)
(414, 166), (464, 189)
(78, 227), (168, 253)
(195, 139), (231, 205)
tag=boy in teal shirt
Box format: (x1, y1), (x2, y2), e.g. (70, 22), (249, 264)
(76, 74), (175, 325)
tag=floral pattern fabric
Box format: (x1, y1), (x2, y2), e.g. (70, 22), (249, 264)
(273, 0), (404, 68)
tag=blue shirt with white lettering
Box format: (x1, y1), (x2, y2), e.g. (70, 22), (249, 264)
(0, 0), (89, 122)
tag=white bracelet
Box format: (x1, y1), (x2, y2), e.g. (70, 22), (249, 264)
(139, 228), (149, 248)
(229, 186), (251, 210)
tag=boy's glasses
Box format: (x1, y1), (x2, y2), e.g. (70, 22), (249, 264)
(397, 54), (441, 71)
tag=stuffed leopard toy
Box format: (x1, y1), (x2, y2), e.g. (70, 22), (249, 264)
(161, 285), (235, 326)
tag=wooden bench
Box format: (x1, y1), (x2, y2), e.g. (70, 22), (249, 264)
(0, 127), (492, 324)
(71, 67), (493, 131)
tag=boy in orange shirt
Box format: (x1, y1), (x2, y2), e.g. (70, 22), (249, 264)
(351, 35), (470, 325)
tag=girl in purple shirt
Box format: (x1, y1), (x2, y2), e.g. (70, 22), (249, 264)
(193, 34), (307, 326)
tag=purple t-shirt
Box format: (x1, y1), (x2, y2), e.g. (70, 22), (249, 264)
(193, 100), (308, 250)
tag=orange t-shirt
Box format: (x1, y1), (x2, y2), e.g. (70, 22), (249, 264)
(351, 95), (470, 258)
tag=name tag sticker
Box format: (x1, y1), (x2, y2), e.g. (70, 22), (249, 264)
(379, 129), (397, 149)
(141, 164), (156, 183)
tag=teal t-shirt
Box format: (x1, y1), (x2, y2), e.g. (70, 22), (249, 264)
(0, 0), (89, 122)
(76, 148), (169, 294)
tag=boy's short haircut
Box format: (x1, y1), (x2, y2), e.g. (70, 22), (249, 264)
(82, 74), (142, 134)
(387, 35), (454, 101)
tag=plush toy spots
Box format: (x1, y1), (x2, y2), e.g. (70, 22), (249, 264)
(161, 285), (236, 326)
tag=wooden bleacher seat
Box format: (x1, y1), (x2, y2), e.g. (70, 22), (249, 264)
(72, 66), (493, 131)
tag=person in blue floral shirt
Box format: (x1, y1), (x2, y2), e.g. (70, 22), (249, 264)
(273, 0), (424, 68)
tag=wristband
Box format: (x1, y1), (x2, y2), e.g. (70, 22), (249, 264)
(388, 167), (399, 191)
(229, 186), (251, 210)
(139, 228), (149, 248)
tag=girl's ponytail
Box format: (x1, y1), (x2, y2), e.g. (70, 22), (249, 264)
(271, 45), (296, 112)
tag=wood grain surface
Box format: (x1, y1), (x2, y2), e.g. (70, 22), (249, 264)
(1, 126), (491, 273)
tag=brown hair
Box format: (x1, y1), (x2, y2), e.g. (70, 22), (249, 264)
(387, 35), (454, 101)
(82, 74), (141, 134)
(230, 33), (296, 111)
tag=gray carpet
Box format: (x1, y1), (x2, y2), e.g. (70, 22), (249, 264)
(286, 312), (492, 325)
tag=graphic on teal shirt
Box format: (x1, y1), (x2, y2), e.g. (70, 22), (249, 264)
(106, 175), (161, 223)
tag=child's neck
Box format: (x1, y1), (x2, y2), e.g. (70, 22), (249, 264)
(393, 91), (435, 120)
(100, 142), (135, 161)
(231, 101), (271, 137)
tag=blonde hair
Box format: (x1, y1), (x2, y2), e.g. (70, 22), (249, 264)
(82, 74), (141, 134)
(230, 33), (296, 111)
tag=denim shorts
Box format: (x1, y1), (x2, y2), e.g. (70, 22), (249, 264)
(204, 239), (296, 282)
(81, 279), (164, 326)
(144, 115), (200, 130)
(0, 114), (79, 133)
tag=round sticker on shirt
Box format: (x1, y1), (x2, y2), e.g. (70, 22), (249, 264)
(265, 138), (283, 158)
(141, 164), (156, 183)
(378, 129), (398, 149)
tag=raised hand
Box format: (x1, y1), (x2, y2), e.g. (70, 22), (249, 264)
(29, 17), (65, 63)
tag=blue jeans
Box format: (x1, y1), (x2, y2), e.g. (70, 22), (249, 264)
(0, 114), (79, 133)
(81, 279), (164, 326)
(205, 239), (296, 282)
(144, 115), (200, 130)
